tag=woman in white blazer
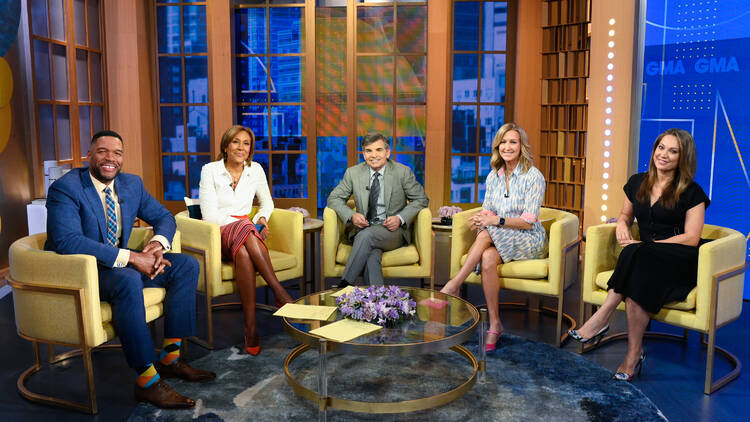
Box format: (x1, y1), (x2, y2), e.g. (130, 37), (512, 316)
(199, 125), (293, 355)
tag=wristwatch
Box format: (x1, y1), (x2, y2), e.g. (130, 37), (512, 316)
(497, 217), (505, 226)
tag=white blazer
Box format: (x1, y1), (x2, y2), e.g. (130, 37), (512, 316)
(198, 160), (274, 226)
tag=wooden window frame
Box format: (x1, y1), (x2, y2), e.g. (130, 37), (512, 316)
(27, 0), (109, 177)
(152, 0), (212, 204)
(445, 0), (516, 208)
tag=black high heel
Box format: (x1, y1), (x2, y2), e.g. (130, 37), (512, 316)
(568, 324), (610, 346)
(613, 351), (646, 381)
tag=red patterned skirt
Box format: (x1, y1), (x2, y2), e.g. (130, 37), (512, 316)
(220, 218), (266, 260)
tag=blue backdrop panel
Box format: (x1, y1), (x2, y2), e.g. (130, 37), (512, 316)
(639, 0), (750, 298)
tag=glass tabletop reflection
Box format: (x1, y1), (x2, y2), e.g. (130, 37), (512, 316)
(282, 287), (479, 347)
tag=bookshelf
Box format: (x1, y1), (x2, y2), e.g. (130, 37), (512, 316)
(539, 0), (590, 225)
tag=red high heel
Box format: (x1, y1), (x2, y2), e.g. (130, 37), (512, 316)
(244, 326), (261, 355)
(486, 330), (503, 352)
(245, 344), (261, 356)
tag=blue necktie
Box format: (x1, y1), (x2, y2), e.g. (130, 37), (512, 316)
(104, 187), (118, 247)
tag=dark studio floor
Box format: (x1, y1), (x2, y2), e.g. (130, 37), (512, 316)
(1, 272), (748, 421)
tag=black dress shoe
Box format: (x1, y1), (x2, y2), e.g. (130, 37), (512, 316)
(135, 380), (195, 409)
(155, 360), (216, 382)
(337, 280), (351, 288)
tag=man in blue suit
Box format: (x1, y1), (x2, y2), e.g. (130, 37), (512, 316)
(45, 130), (214, 409)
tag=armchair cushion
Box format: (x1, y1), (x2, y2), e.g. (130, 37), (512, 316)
(594, 269), (697, 311)
(99, 287), (167, 323)
(459, 254), (548, 279)
(220, 249), (298, 280)
(335, 243), (420, 267)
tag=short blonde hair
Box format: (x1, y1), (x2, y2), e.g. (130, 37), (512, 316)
(489, 123), (534, 173)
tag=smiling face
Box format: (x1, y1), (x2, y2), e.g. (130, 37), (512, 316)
(87, 136), (123, 184)
(498, 130), (521, 166)
(362, 138), (391, 172)
(652, 134), (680, 173)
(224, 130), (252, 166)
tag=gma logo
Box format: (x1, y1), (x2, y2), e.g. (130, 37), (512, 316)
(645, 56), (739, 75)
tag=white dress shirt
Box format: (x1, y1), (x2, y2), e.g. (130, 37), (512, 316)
(198, 160), (274, 226)
(89, 173), (170, 268)
(367, 166), (405, 225)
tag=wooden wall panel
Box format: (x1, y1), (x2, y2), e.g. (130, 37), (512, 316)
(103, 0), (159, 194)
(207, 0), (232, 157)
(425, 0), (450, 213)
(514, 0), (543, 160)
(583, 1), (638, 231)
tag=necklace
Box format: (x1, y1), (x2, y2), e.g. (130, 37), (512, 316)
(225, 163), (244, 189)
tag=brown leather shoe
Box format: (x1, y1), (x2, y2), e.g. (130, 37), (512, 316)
(134, 380), (195, 409)
(156, 359), (216, 382)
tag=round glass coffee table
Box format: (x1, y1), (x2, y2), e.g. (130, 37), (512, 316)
(281, 286), (487, 417)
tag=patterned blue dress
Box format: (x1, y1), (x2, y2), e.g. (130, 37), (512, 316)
(481, 165), (547, 262)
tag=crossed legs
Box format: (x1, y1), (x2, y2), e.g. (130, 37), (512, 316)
(440, 230), (493, 296)
(577, 289), (650, 376)
(341, 225), (404, 285)
(440, 230), (504, 344)
(234, 235), (293, 348)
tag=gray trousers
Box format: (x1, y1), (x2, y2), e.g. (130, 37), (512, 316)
(341, 224), (405, 285)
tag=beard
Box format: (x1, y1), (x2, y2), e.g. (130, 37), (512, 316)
(89, 162), (121, 183)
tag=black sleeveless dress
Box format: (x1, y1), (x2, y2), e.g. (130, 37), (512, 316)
(606, 173), (711, 313)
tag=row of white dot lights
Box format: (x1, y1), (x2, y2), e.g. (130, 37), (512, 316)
(601, 18), (615, 222)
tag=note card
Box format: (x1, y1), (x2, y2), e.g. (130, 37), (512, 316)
(273, 304), (338, 321)
(330, 285), (356, 297)
(309, 319), (382, 343)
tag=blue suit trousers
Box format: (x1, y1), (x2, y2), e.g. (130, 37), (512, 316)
(97, 253), (199, 368)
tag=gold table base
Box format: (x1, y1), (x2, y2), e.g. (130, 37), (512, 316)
(284, 343), (479, 414)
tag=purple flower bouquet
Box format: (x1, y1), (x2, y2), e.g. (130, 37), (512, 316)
(335, 285), (417, 326)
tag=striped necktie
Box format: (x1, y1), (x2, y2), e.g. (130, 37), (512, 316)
(367, 172), (380, 223)
(104, 187), (118, 247)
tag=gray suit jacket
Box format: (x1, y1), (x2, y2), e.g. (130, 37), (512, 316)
(327, 160), (428, 244)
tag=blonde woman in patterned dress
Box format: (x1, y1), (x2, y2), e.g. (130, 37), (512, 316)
(441, 123), (546, 351)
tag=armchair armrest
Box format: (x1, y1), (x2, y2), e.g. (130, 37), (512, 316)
(582, 223), (617, 299)
(695, 229), (746, 326)
(413, 208), (432, 267)
(126, 227), (182, 253)
(449, 207), (481, 278)
(9, 234), (105, 346)
(323, 207), (340, 277)
(547, 212), (580, 289)
(175, 211), (222, 292)
(265, 208), (303, 258)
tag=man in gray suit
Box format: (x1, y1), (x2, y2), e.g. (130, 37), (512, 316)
(327, 132), (429, 286)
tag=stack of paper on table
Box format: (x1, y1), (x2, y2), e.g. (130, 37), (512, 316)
(330, 285), (356, 297)
(273, 303), (337, 321)
(309, 319), (382, 342)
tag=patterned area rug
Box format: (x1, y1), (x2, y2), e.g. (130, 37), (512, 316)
(128, 333), (666, 421)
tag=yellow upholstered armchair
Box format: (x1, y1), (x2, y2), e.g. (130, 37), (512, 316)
(176, 207), (303, 349)
(449, 207), (580, 346)
(8, 228), (179, 414)
(580, 222), (747, 394)
(323, 207), (432, 286)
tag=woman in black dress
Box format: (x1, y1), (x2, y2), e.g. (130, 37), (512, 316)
(569, 128), (710, 381)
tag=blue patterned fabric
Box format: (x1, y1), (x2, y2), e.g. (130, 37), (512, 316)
(481, 165), (546, 262)
(104, 187), (118, 247)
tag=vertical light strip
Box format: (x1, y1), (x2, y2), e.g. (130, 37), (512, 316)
(600, 18), (616, 222)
